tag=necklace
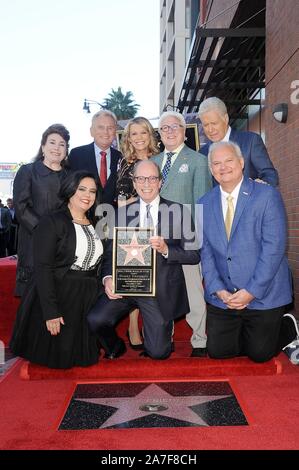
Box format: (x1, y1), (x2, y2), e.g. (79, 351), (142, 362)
(72, 215), (88, 221)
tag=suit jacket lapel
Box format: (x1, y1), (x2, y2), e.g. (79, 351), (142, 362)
(60, 209), (77, 264)
(87, 143), (99, 180)
(212, 186), (227, 246)
(108, 148), (119, 177)
(125, 200), (140, 227)
(157, 197), (168, 237)
(229, 128), (238, 142)
(230, 178), (252, 239)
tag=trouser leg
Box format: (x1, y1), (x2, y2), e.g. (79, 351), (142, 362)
(87, 294), (135, 353)
(207, 304), (242, 358)
(183, 263), (207, 347)
(137, 298), (172, 359)
(243, 307), (285, 362)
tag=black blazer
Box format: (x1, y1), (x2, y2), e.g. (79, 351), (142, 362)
(13, 160), (69, 295)
(68, 143), (122, 204)
(102, 197), (200, 321)
(33, 209), (102, 320)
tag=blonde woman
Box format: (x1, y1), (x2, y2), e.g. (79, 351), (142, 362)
(117, 117), (159, 348)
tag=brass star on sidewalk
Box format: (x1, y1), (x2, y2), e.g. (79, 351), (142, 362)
(77, 383), (230, 428)
(118, 231), (150, 265)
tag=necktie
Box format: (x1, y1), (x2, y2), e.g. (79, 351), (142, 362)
(161, 152), (174, 186)
(145, 204), (154, 228)
(225, 194), (234, 239)
(99, 151), (107, 188)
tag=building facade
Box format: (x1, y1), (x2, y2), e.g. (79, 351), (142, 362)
(159, 0), (200, 113)
(264, 0), (299, 312)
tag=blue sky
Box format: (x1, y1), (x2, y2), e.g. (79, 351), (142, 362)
(0, 0), (160, 164)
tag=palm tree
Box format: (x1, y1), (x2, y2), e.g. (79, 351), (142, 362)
(101, 87), (140, 119)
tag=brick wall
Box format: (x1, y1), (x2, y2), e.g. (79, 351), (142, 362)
(265, 0), (299, 314)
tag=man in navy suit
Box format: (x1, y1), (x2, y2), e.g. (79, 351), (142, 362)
(198, 141), (297, 362)
(198, 97), (278, 186)
(68, 110), (122, 205)
(88, 160), (200, 360)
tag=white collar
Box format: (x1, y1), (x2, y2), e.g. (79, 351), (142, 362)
(221, 126), (231, 142)
(220, 177), (243, 200)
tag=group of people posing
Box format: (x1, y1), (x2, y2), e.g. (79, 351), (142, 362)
(10, 97), (298, 369)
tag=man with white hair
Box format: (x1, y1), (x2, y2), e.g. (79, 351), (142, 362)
(198, 97), (278, 186)
(198, 141), (296, 362)
(152, 111), (212, 357)
(68, 110), (122, 205)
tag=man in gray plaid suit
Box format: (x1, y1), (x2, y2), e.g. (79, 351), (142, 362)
(152, 111), (212, 356)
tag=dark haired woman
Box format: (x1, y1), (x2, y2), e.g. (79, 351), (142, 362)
(10, 171), (103, 369)
(13, 123), (70, 296)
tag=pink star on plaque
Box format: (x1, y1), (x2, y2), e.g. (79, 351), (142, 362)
(119, 232), (150, 265)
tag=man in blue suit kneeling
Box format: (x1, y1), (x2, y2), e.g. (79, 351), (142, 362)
(198, 141), (297, 363)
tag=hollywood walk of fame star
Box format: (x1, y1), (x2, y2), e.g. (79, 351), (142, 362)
(118, 231), (150, 265)
(76, 383), (230, 428)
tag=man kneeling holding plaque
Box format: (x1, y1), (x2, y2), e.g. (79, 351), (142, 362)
(88, 160), (200, 359)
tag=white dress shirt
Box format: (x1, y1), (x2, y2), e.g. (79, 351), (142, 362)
(161, 143), (185, 170)
(94, 143), (111, 179)
(139, 195), (160, 231)
(219, 177), (243, 219)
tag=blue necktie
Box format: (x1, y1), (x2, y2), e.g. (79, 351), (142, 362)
(145, 204), (154, 228)
(161, 152), (174, 186)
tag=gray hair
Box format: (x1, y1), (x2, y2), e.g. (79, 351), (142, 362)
(91, 109), (118, 126)
(133, 159), (162, 180)
(208, 141), (243, 168)
(198, 97), (228, 119)
(158, 111), (186, 129)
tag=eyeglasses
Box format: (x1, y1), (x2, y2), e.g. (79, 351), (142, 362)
(96, 125), (116, 132)
(159, 124), (184, 133)
(133, 176), (160, 184)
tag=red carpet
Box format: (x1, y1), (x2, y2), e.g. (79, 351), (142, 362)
(1, 258), (299, 450)
(0, 257), (20, 346)
(0, 354), (299, 450)
(22, 354), (280, 380)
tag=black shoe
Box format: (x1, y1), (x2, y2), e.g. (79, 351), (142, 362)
(139, 351), (150, 358)
(190, 347), (207, 358)
(126, 330), (144, 351)
(104, 340), (127, 359)
(171, 342), (175, 352)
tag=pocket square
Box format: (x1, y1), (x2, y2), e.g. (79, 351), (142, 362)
(178, 164), (189, 173)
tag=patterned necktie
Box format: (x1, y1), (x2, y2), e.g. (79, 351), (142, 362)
(145, 204), (154, 228)
(225, 194), (234, 239)
(161, 152), (174, 186)
(99, 151), (107, 188)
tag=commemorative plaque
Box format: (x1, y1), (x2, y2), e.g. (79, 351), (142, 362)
(112, 227), (156, 296)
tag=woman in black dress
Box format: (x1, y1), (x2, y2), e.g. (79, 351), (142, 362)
(10, 171), (103, 369)
(116, 117), (159, 348)
(13, 124), (70, 296)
